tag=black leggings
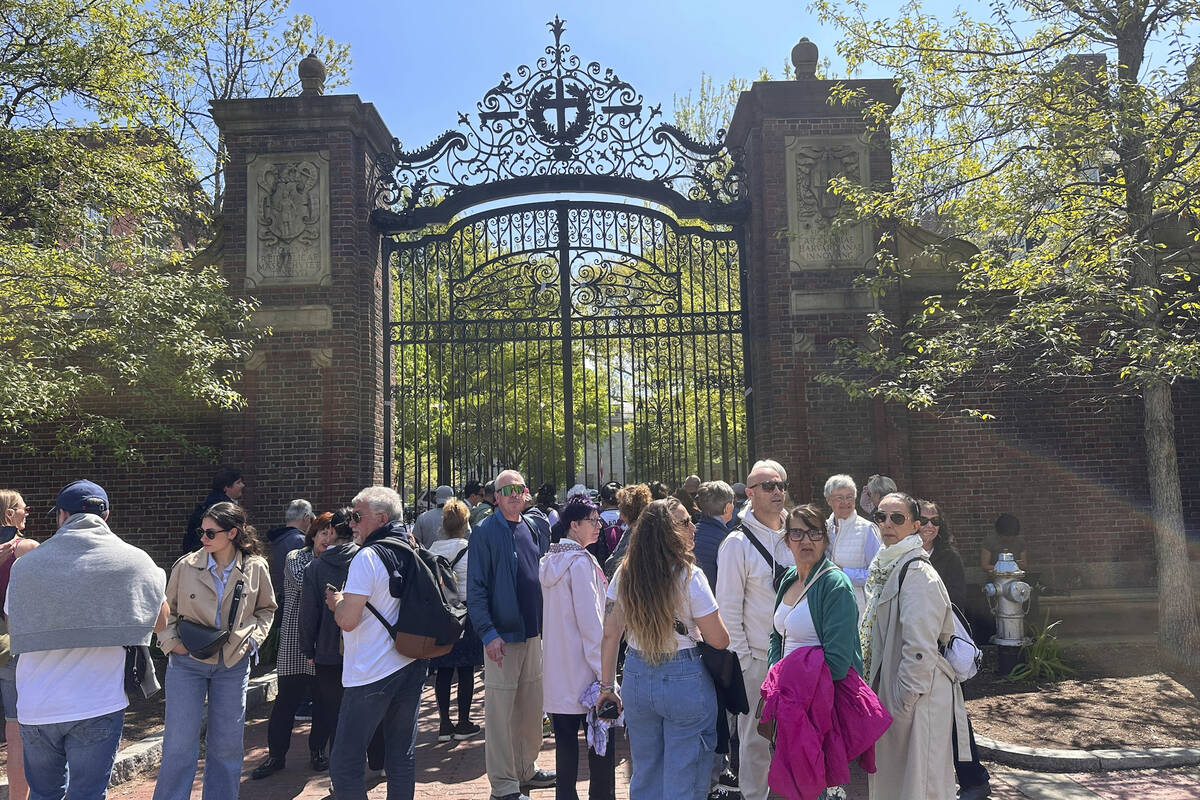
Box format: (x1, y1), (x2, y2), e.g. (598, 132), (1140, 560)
(266, 673), (328, 758)
(551, 713), (615, 800)
(314, 663), (385, 769)
(434, 666), (475, 725)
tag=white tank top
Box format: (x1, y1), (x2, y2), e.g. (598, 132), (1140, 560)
(773, 597), (821, 658)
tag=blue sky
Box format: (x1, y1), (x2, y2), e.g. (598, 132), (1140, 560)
(285, 0), (851, 148)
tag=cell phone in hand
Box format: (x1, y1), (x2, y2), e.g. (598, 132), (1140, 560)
(597, 700), (620, 719)
(325, 583), (340, 594)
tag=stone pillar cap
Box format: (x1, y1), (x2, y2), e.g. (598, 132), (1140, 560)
(792, 37), (819, 79)
(299, 52), (326, 96)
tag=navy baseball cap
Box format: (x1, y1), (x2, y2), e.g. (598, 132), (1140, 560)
(54, 480), (110, 515)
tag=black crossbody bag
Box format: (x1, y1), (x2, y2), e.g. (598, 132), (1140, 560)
(178, 580), (245, 659)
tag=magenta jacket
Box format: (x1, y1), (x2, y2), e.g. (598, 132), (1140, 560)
(759, 646), (892, 800)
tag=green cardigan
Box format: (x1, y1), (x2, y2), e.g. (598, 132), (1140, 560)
(766, 556), (864, 680)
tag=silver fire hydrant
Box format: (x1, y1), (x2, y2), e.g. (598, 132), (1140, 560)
(984, 552), (1032, 675)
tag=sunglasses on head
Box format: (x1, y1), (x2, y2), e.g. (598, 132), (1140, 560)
(786, 527), (825, 542)
(872, 511), (911, 526)
(748, 480), (788, 493)
(196, 526), (230, 541)
(497, 483), (527, 497)
(919, 516), (942, 527)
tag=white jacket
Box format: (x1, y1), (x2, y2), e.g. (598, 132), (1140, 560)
(715, 505), (793, 663)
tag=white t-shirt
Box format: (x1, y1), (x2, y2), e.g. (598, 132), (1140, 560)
(429, 538), (469, 604)
(773, 598), (821, 659)
(342, 546), (413, 687)
(607, 564), (718, 652)
(16, 647), (127, 725)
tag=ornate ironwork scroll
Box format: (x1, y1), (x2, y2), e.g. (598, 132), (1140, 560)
(373, 17), (745, 229)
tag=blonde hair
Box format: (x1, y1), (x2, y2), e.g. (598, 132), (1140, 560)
(0, 491), (24, 527)
(441, 499), (470, 538)
(616, 498), (694, 666)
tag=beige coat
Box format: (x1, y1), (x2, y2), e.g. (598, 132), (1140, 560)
(158, 549), (277, 666)
(866, 549), (964, 800)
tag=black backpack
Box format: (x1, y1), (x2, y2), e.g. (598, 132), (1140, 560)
(364, 536), (467, 659)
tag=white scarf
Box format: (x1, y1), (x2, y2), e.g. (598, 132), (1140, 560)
(859, 533), (924, 680)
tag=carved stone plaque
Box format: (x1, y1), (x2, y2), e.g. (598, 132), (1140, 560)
(784, 136), (872, 270)
(246, 152), (330, 288)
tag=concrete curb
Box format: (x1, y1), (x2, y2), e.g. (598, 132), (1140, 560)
(976, 734), (1200, 772)
(0, 671), (279, 798)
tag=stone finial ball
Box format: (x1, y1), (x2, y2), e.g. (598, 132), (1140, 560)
(792, 37), (819, 79)
(299, 52), (327, 96)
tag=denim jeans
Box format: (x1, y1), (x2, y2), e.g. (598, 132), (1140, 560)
(152, 652), (251, 800)
(622, 647), (716, 800)
(20, 708), (124, 800)
(329, 659), (427, 800)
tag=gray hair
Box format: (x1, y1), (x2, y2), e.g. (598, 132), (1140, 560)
(748, 459), (788, 482)
(285, 499), (314, 524)
(823, 474), (857, 497)
(866, 474), (898, 497)
(352, 486), (405, 521)
(696, 480), (734, 517)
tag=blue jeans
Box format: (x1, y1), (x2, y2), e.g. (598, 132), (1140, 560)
(622, 647), (716, 800)
(330, 659), (427, 800)
(20, 709), (124, 800)
(152, 652), (251, 800)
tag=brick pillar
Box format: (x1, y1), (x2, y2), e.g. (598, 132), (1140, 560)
(212, 91), (393, 519)
(727, 39), (906, 502)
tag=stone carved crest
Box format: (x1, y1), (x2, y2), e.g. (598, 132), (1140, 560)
(246, 152), (330, 288)
(785, 137), (871, 270)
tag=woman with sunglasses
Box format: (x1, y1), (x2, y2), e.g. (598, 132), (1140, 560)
(154, 502), (277, 800)
(540, 496), (615, 800)
(859, 493), (963, 800)
(597, 497), (730, 800)
(761, 504), (889, 800)
(917, 501), (991, 800)
(0, 490), (39, 800)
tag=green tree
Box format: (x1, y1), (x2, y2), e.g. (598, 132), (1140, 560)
(147, 0), (352, 208)
(813, 0), (1200, 666)
(0, 0), (262, 459)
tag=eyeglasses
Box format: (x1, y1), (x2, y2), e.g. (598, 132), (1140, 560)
(497, 483), (528, 497)
(347, 511), (363, 523)
(786, 527), (826, 541)
(584, 517), (602, 527)
(672, 516), (697, 528)
(919, 516), (942, 528)
(196, 526), (230, 540)
(748, 480), (788, 493)
(827, 493), (855, 503)
(872, 511), (911, 526)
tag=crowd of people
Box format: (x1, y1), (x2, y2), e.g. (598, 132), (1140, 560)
(0, 461), (1017, 800)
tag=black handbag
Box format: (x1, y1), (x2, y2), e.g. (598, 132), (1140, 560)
(124, 644), (161, 701)
(675, 620), (750, 714)
(177, 580), (245, 659)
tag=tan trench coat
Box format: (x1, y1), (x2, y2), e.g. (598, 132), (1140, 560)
(865, 549), (967, 800)
(158, 549), (277, 666)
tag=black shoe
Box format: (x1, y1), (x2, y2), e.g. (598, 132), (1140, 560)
(520, 769), (556, 792)
(718, 768), (738, 789)
(453, 720), (481, 741)
(310, 749), (329, 771)
(251, 756), (286, 779)
(957, 782), (991, 800)
(708, 788), (741, 800)
(438, 720), (455, 742)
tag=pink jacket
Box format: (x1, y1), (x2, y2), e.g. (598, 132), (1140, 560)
(760, 646), (892, 800)
(538, 540), (608, 714)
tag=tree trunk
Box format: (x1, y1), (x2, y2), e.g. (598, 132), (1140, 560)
(1143, 379), (1200, 668)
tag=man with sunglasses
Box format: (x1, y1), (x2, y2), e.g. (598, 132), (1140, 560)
(715, 459), (795, 800)
(467, 470), (555, 800)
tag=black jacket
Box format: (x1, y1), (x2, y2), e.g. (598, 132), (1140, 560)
(300, 541), (360, 665)
(267, 526), (306, 606)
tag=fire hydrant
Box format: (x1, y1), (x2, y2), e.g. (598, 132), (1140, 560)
(984, 552), (1032, 675)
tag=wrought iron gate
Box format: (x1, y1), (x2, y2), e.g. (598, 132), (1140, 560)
(372, 17), (751, 497)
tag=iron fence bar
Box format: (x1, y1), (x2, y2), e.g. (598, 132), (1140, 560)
(556, 202), (575, 484)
